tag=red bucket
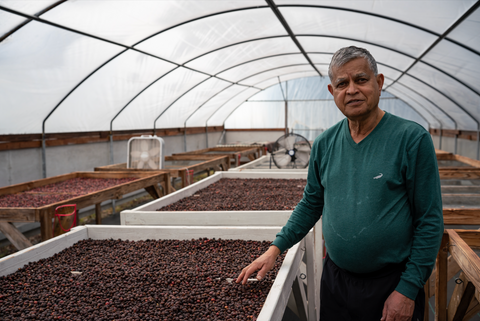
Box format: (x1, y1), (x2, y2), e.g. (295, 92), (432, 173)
(52, 204), (77, 238)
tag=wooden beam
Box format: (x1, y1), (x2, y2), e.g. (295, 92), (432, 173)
(225, 128), (285, 132)
(447, 230), (480, 291)
(443, 209), (480, 225)
(0, 222), (33, 250)
(429, 254), (462, 298)
(454, 155), (480, 168)
(436, 233), (449, 321)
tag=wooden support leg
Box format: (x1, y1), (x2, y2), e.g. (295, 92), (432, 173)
(292, 275), (308, 321)
(436, 233), (449, 321)
(145, 184), (163, 199)
(448, 272), (477, 321)
(0, 222), (33, 250)
(40, 208), (53, 241)
(424, 282), (429, 321)
(95, 203), (102, 225)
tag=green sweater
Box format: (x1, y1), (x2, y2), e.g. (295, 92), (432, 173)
(273, 112), (444, 300)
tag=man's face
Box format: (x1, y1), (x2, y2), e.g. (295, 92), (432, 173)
(328, 58), (384, 122)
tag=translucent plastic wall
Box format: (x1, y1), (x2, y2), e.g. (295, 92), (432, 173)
(0, 1), (478, 135)
(225, 77), (429, 141)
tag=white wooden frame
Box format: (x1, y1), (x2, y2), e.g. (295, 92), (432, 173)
(0, 225), (315, 321)
(229, 155), (309, 172)
(121, 171), (322, 320)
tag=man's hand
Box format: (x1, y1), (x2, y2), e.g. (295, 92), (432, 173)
(236, 245), (281, 285)
(380, 290), (415, 321)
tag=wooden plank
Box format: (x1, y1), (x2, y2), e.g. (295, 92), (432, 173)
(443, 209), (480, 225)
(436, 233), (449, 321)
(258, 239), (305, 321)
(455, 155), (480, 168)
(429, 255), (461, 298)
(39, 208), (53, 241)
(0, 172), (76, 196)
(464, 295), (480, 321)
(437, 153), (457, 161)
(225, 128), (285, 132)
(95, 203), (102, 225)
(144, 185), (161, 199)
(121, 211), (291, 226)
(0, 222), (33, 250)
(447, 230), (480, 291)
(0, 208), (36, 222)
(451, 276), (476, 321)
(439, 170), (480, 179)
(455, 230), (480, 249)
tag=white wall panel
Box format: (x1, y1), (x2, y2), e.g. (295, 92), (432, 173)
(239, 65), (314, 86)
(207, 88), (260, 126)
(225, 101), (285, 129)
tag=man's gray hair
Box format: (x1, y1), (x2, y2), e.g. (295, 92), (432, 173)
(328, 46), (378, 81)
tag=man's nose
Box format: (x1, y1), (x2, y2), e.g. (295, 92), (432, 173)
(346, 81), (359, 94)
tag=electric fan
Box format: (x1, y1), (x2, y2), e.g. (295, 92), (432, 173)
(127, 135), (165, 169)
(271, 133), (311, 169)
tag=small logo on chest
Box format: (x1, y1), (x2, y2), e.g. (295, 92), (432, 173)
(373, 173), (383, 179)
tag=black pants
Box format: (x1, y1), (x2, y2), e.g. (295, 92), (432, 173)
(320, 254), (425, 321)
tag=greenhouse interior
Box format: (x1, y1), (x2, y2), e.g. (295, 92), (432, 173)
(0, 1), (479, 320)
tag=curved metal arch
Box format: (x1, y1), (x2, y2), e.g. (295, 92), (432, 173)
(1, 3), (477, 136)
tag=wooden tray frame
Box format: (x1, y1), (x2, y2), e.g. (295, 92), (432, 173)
(0, 171), (171, 249)
(172, 146), (262, 167)
(0, 225), (316, 321)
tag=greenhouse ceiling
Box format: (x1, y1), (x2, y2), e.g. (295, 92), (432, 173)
(0, 0), (479, 135)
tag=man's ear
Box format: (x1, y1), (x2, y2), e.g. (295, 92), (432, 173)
(377, 73), (385, 94)
(328, 84), (334, 96)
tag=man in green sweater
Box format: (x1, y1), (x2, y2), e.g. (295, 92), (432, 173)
(237, 46), (444, 321)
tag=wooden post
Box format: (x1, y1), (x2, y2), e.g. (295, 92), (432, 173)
(95, 203), (102, 225)
(0, 222), (32, 250)
(436, 232), (449, 321)
(40, 208), (53, 241)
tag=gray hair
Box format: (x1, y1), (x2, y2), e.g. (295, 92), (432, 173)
(328, 46), (378, 81)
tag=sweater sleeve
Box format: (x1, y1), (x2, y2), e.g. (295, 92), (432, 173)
(395, 133), (444, 300)
(272, 139), (325, 253)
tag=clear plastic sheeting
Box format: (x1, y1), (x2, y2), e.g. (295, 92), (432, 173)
(39, 1), (266, 47)
(187, 85), (247, 127)
(423, 40), (480, 94)
(207, 88), (261, 126)
(225, 101), (285, 129)
(399, 75), (477, 130)
(48, 50), (176, 133)
(227, 76), (430, 137)
(217, 53), (309, 83)
(155, 77), (232, 129)
(240, 65), (315, 86)
(113, 67), (209, 131)
(0, 0), (57, 36)
(0, 1), (479, 136)
(185, 37), (301, 75)
(448, 8), (480, 53)
(0, 21), (123, 134)
(136, 8), (286, 64)
(274, 1), (476, 34)
(281, 7), (437, 57)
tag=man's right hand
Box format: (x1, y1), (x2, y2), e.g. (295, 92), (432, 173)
(236, 245), (281, 285)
